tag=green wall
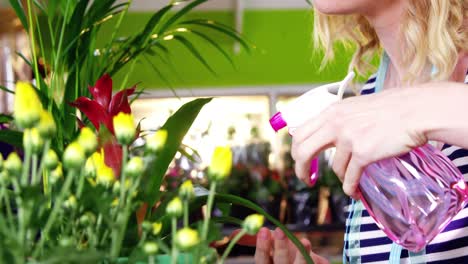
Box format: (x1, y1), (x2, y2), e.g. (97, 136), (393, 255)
(106, 9), (355, 90)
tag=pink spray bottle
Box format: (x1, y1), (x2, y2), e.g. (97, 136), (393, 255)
(269, 72), (468, 251)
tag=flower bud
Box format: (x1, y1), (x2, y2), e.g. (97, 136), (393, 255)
(179, 180), (194, 201)
(14, 82), (43, 128)
(50, 163), (63, 184)
(63, 142), (85, 170)
(59, 237), (75, 247)
(96, 165), (115, 187)
(125, 157), (144, 178)
(63, 195), (77, 210)
(113, 112), (135, 145)
(151, 222), (162, 236)
(24, 128), (44, 154)
(175, 227), (199, 250)
(208, 146), (232, 181)
(111, 198), (119, 207)
(166, 197), (183, 218)
(142, 221), (152, 232)
(143, 242), (159, 255)
(146, 129), (167, 153)
(242, 214), (264, 235)
(37, 110), (56, 138)
(77, 127), (97, 155)
(44, 149), (59, 170)
(112, 181), (120, 194)
(4, 152), (22, 176)
(79, 212), (96, 226)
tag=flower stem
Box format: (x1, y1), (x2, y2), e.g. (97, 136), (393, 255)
(25, 0), (41, 92)
(171, 217), (178, 264)
(183, 199), (189, 228)
(32, 169), (76, 258)
(21, 145), (32, 186)
(36, 140), (51, 187)
(201, 181), (217, 242)
(119, 145), (129, 210)
(31, 154), (38, 185)
(219, 229), (247, 264)
(76, 169), (85, 199)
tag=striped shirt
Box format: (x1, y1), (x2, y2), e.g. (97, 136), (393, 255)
(343, 71), (468, 263)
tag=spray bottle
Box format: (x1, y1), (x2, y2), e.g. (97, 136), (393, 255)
(269, 72), (468, 251)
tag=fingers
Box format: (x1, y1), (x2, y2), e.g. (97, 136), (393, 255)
(293, 238), (311, 264)
(331, 147), (351, 181)
(254, 227), (272, 264)
(272, 228), (290, 263)
(342, 156), (365, 198)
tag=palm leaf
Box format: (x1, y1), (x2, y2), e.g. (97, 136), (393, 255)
(157, 0), (208, 34)
(181, 19), (252, 53)
(8, 0), (28, 30)
(172, 35), (216, 76)
(0, 85), (14, 94)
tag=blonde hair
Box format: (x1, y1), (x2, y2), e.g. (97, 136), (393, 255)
(314, 0), (468, 81)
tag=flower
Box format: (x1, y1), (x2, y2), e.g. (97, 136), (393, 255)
(23, 128), (43, 153)
(50, 163), (63, 184)
(143, 242), (159, 255)
(96, 164), (115, 187)
(242, 214), (264, 235)
(63, 142), (86, 170)
(14, 82), (43, 128)
(77, 127), (98, 155)
(125, 157), (144, 178)
(179, 180), (195, 201)
(63, 195), (77, 210)
(208, 146), (233, 181)
(146, 129), (168, 153)
(113, 112), (135, 145)
(37, 110), (56, 138)
(151, 222), (162, 236)
(70, 74), (136, 134)
(44, 149), (59, 170)
(4, 152), (22, 175)
(166, 197), (183, 217)
(175, 227), (200, 250)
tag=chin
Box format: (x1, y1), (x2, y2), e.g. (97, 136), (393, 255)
(312, 0), (366, 15)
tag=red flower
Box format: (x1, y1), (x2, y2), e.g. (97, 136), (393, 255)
(70, 74), (136, 134)
(70, 74), (137, 177)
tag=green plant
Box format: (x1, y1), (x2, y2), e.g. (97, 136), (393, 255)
(4, 0), (251, 151)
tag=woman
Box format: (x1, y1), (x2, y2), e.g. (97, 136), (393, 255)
(255, 0), (468, 263)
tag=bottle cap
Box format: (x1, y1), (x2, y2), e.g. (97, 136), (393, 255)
(269, 112), (287, 132)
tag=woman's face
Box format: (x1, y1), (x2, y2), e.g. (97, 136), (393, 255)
(312, 0), (395, 16)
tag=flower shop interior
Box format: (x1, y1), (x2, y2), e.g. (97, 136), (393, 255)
(0, 0), (356, 263)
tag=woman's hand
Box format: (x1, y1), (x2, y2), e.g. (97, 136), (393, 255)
(290, 87), (429, 198)
(254, 227), (329, 264)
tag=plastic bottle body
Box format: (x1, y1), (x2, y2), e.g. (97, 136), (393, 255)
(359, 144), (468, 252)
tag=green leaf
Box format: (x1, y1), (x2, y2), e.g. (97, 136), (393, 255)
(211, 193), (315, 264)
(172, 35), (216, 76)
(212, 216), (243, 226)
(0, 114), (13, 124)
(181, 19), (252, 54)
(8, 0), (28, 30)
(0, 85), (14, 94)
(142, 98), (212, 205)
(158, 0), (208, 34)
(0, 129), (23, 149)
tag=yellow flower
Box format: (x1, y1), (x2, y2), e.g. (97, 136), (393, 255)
(113, 112), (135, 145)
(23, 128), (43, 153)
(166, 197), (183, 217)
(111, 198), (119, 207)
(175, 227), (200, 250)
(37, 110), (56, 138)
(143, 242), (159, 255)
(242, 214), (265, 235)
(151, 222), (162, 236)
(146, 129), (167, 153)
(50, 163), (63, 184)
(4, 152), (22, 175)
(96, 165), (115, 187)
(44, 149), (59, 170)
(63, 142), (85, 170)
(125, 157), (144, 178)
(77, 127), (97, 155)
(63, 195), (77, 210)
(179, 180), (194, 201)
(14, 82), (43, 128)
(208, 146), (232, 181)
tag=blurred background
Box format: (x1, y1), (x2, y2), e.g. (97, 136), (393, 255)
(0, 0), (359, 262)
